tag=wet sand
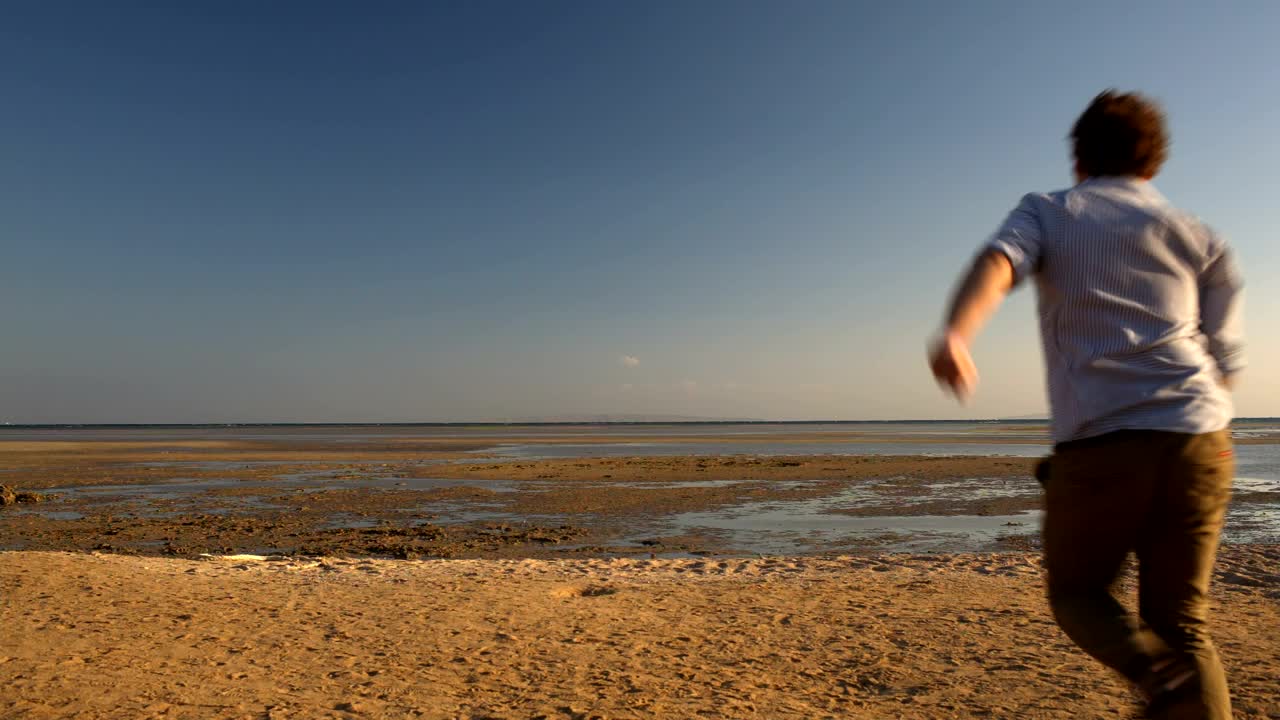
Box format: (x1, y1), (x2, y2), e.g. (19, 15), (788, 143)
(3, 548), (1278, 719)
(3, 430), (1278, 556)
(1, 451), (1042, 558)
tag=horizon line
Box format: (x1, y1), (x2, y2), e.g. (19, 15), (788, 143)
(3, 418), (1055, 428)
(8, 418), (1280, 429)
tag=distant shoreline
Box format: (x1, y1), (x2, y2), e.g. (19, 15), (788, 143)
(1, 419), (1050, 429)
(5, 418), (1280, 429)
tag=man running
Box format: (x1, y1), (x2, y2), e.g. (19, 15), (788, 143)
(929, 90), (1244, 719)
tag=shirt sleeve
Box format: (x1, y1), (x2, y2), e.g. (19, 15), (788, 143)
(985, 193), (1043, 287)
(1199, 236), (1246, 376)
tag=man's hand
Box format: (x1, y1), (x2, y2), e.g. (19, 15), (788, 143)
(928, 250), (1013, 402)
(929, 331), (979, 401)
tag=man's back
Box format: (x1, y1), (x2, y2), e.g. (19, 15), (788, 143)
(930, 89), (1242, 720)
(990, 177), (1243, 442)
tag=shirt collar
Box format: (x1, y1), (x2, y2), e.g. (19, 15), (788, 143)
(1078, 176), (1167, 205)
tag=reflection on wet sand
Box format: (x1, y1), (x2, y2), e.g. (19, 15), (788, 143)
(3, 430), (1277, 557)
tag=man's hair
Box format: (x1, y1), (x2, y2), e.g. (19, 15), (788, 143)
(1070, 90), (1169, 178)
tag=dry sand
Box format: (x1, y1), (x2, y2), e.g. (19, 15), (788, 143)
(3, 548), (1277, 720)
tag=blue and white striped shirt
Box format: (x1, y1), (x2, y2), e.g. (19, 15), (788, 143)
(987, 177), (1245, 444)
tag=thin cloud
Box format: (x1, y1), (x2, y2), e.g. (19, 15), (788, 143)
(620, 355), (640, 368)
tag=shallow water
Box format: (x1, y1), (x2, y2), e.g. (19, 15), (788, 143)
(648, 488), (1274, 554)
(4, 419), (1277, 443)
(33, 470), (521, 523)
(480, 441), (1050, 459)
(8, 422), (1279, 554)
(665, 506), (1041, 555)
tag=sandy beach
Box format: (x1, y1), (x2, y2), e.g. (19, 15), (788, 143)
(3, 548), (1278, 719)
(3, 427), (1278, 718)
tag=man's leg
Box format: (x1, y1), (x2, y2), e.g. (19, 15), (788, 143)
(1136, 430), (1234, 719)
(1043, 432), (1166, 682)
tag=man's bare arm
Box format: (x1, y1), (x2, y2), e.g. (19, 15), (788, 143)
(929, 250), (1015, 398)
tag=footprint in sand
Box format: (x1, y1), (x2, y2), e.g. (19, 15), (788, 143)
(550, 584), (618, 599)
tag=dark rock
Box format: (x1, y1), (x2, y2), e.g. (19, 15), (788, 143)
(0, 486), (42, 505)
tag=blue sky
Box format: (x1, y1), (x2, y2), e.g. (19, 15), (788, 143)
(4, 1), (1278, 422)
